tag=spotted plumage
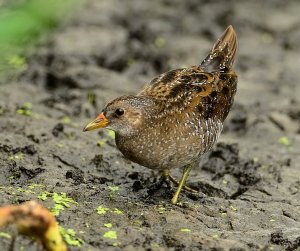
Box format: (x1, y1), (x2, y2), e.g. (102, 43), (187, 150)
(84, 26), (238, 204)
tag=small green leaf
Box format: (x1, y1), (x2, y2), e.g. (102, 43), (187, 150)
(8, 55), (26, 67)
(38, 191), (50, 201)
(51, 204), (65, 216)
(154, 36), (165, 48)
(87, 91), (96, 105)
(180, 228), (191, 232)
(230, 205), (237, 211)
(38, 192), (77, 216)
(0, 106), (5, 115)
(107, 130), (115, 139)
(28, 184), (43, 189)
(62, 116), (71, 124)
(59, 227), (84, 247)
(103, 230), (117, 240)
(278, 137), (291, 146)
(56, 143), (64, 148)
(108, 186), (119, 192)
(212, 234), (219, 239)
(104, 223), (112, 228)
(113, 208), (123, 215)
(0, 232), (11, 239)
(23, 102), (32, 109)
(158, 205), (166, 214)
(96, 206), (110, 215)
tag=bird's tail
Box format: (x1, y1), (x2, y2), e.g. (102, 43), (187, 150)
(200, 25), (237, 72)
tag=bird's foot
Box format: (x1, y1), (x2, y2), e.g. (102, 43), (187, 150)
(162, 168), (198, 194)
(162, 167), (199, 204)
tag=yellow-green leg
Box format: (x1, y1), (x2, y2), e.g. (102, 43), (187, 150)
(162, 169), (170, 182)
(171, 165), (193, 204)
(162, 168), (198, 193)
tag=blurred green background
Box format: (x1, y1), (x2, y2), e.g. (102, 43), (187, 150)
(0, 0), (81, 81)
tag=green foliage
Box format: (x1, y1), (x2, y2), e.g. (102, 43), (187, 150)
(0, 106), (5, 115)
(103, 230), (117, 240)
(278, 136), (291, 146)
(154, 36), (166, 48)
(107, 130), (115, 139)
(96, 206), (110, 215)
(107, 185), (119, 200)
(28, 183), (44, 189)
(59, 227), (84, 247)
(62, 116), (71, 124)
(180, 228), (191, 232)
(0, 232), (12, 239)
(0, 0), (81, 79)
(87, 91), (96, 105)
(8, 55), (26, 69)
(158, 205), (166, 214)
(113, 208), (123, 215)
(16, 102), (33, 116)
(8, 152), (24, 160)
(96, 205), (124, 216)
(38, 191), (78, 216)
(108, 186), (119, 192)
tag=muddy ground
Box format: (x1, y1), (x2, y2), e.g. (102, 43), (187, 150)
(1, 0), (300, 250)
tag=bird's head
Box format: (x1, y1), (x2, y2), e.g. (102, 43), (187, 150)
(83, 95), (155, 136)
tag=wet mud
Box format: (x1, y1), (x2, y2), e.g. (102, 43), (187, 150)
(0, 0), (300, 250)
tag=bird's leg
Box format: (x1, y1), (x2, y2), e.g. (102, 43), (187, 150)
(162, 168), (198, 193)
(171, 165), (193, 204)
(162, 168), (170, 182)
(162, 168), (173, 189)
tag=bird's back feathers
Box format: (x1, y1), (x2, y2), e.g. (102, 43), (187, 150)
(138, 26), (237, 122)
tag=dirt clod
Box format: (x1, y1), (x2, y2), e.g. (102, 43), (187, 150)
(52, 123), (64, 137)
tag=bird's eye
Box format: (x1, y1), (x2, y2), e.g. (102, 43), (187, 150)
(115, 108), (124, 116)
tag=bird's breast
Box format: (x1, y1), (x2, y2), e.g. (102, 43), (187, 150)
(115, 117), (223, 170)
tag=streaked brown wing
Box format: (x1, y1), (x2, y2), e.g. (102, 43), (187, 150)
(139, 66), (237, 121)
(139, 66), (215, 101)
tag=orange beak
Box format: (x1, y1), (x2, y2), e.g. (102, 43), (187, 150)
(83, 112), (108, 132)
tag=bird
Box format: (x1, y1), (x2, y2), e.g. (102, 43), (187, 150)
(84, 25), (237, 204)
